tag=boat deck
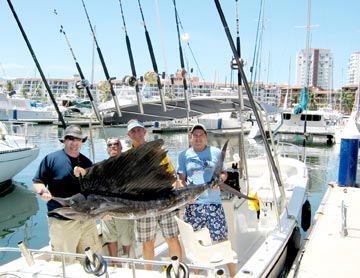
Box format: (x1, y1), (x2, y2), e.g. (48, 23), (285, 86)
(289, 184), (360, 277)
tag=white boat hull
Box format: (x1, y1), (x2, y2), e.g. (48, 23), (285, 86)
(0, 147), (40, 184)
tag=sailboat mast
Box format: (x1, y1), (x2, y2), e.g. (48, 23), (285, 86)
(304, 0), (311, 88)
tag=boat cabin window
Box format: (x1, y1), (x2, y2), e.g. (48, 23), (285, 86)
(300, 114), (321, 122)
(283, 113), (291, 120)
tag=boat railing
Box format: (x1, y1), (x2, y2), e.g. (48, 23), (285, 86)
(273, 141), (302, 161)
(0, 243), (223, 278)
(248, 140), (302, 161)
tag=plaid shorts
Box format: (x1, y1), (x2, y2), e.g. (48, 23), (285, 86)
(135, 210), (179, 242)
(184, 204), (228, 241)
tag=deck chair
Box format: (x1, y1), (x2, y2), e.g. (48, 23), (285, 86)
(174, 216), (237, 268)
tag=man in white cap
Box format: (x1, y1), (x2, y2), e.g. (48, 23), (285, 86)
(126, 119), (182, 270)
(32, 125), (102, 262)
(176, 123), (235, 277)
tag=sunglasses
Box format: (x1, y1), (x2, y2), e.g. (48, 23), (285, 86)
(65, 136), (82, 141)
(107, 142), (120, 148)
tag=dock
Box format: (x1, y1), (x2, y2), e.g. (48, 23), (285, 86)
(289, 183), (360, 277)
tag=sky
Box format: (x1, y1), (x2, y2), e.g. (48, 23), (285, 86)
(0, 0), (359, 90)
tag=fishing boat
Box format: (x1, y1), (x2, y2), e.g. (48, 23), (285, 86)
(276, 108), (342, 144)
(0, 1), (311, 277)
(0, 121), (40, 194)
(0, 92), (57, 124)
(197, 111), (253, 134)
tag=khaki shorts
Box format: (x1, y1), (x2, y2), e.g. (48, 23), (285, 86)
(101, 218), (134, 246)
(48, 217), (102, 263)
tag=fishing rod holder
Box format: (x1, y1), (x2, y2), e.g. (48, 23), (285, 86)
(18, 241), (35, 266)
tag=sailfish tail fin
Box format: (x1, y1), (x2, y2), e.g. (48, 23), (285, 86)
(212, 139), (229, 184)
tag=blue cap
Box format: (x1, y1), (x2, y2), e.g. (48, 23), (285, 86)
(127, 120), (145, 131)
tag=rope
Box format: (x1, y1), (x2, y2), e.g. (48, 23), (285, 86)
(83, 252), (107, 276)
(165, 261), (190, 278)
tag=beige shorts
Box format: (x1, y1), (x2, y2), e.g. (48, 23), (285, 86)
(101, 218), (134, 246)
(48, 217), (102, 263)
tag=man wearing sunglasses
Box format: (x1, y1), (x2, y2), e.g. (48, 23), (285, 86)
(100, 137), (134, 262)
(32, 125), (102, 263)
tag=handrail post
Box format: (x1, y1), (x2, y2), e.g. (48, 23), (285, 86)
(341, 200), (348, 237)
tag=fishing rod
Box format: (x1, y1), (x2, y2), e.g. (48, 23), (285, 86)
(233, 0), (248, 192)
(54, 10), (107, 138)
(172, 0), (190, 121)
(80, 0), (122, 118)
(118, 0), (144, 114)
(137, 0), (167, 112)
(6, 0), (66, 128)
(213, 0), (286, 197)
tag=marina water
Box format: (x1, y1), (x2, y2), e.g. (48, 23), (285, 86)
(0, 124), (349, 265)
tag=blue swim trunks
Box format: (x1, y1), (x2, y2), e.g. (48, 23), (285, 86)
(183, 204), (228, 241)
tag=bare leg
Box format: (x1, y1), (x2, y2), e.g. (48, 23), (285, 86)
(122, 245), (131, 257)
(165, 237), (182, 261)
(228, 262), (236, 278)
(107, 242), (119, 266)
(142, 238), (155, 270)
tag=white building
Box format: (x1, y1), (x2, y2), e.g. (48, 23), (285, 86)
(347, 52), (360, 85)
(295, 48), (334, 90)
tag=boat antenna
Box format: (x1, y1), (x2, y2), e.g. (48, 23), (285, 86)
(137, 0), (167, 112)
(249, 0), (264, 86)
(54, 10), (107, 138)
(213, 0), (286, 193)
(6, 0), (66, 128)
(118, 0), (144, 114)
(172, 0), (190, 130)
(80, 0), (122, 118)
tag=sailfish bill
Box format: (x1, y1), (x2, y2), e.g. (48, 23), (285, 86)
(52, 139), (253, 220)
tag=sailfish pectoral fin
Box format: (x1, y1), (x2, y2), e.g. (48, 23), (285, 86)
(219, 182), (256, 200)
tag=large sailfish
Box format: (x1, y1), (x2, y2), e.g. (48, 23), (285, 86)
(52, 139), (250, 220)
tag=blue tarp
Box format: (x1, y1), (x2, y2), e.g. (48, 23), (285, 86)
(293, 87), (308, 114)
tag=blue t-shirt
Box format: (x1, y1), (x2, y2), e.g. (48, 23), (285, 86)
(33, 149), (92, 216)
(177, 146), (226, 204)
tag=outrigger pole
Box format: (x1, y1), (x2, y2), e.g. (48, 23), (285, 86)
(6, 0), (66, 128)
(54, 11), (107, 138)
(137, 0), (167, 112)
(213, 0), (286, 194)
(172, 0), (191, 123)
(80, 0), (122, 118)
(118, 0), (144, 114)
